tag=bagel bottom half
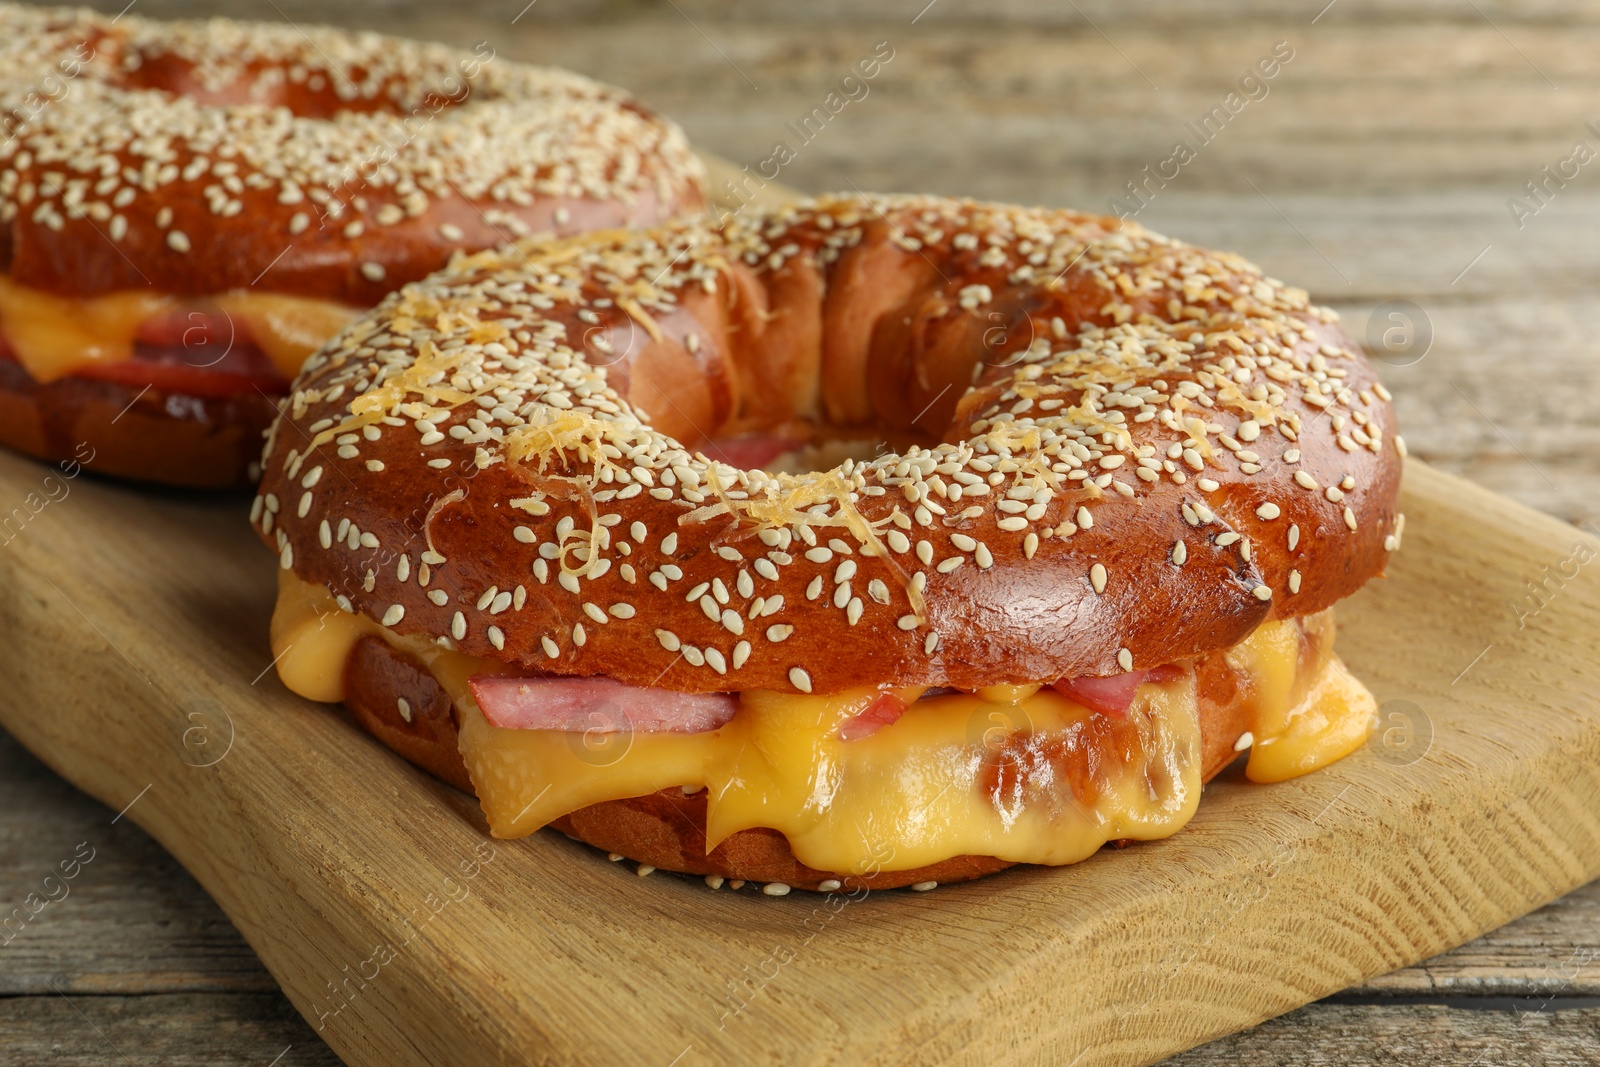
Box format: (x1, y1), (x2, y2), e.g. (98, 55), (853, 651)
(331, 611), (1368, 893)
(0, 359), (277, 489)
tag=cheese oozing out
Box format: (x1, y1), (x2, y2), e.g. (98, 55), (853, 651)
(269, 571), (1377, 874)
(0, 276), (359, 383)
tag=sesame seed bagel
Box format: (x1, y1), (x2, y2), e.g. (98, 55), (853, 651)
(0, 2), (703, 487)
(0, 3), (704, 301)
(256, 193), (1402, 695)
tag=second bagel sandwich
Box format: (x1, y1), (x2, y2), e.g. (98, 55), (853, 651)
(0, 3), (703, 487)
(256, 193), (1404, 892)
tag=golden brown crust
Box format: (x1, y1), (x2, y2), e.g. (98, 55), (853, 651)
(0, 5), (705, 302)
(0, 358), (274, 488)
(258, 194), (1403, 694)
(342, 635), (473, 793)
(550, 795), (1015, 892)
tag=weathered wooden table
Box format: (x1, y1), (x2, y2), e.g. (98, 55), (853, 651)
(3, 1), (1597, 1063)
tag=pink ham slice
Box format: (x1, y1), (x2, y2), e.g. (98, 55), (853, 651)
(468, 675), (738, 734)
(1050, 664), (1185, 719)
(836, 692), (907, 741)
(698, 435), (800, 472)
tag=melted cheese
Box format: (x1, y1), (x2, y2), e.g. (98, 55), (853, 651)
(1223, 612), (1379, 783)
(214, 293), (362, 378)
(269, 571), (1376, 872)
(0, 277), (358, 382)
(0, 279), (171, 382)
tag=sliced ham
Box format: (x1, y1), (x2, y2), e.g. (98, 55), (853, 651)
(836, 692), (907, 741)
(468, 675), (738, 734)
(1050, 664), (1185, 719)
(698, 434), (799, 472)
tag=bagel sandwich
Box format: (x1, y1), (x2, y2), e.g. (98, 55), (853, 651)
(0, 3), (703, 487)
(256, 193), (1404, 892)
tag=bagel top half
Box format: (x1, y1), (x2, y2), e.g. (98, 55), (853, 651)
(253, 193), (1403, 697)
(0, 2), (704, 303)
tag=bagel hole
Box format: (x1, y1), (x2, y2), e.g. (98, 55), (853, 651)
(698, 430), (934, 476)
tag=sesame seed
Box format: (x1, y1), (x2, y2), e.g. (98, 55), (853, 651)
(818, 879), (842, 892)
(789, 667), (813, 693)
(1234, 731), (1255, 751)
(762, 882), (792, 896)
(1252, 584), (1272, 601)
(166, 230), (190, 253)
(1256, 503), (1281, 521)
(1117, 648), (1133, 671)
(911, 881), (938, 892)
(381, 604), (405, 626)
(1171, 541), (1187, 565)
(1089, 563), (1107, 594)
(1288, 570), (1302, 594)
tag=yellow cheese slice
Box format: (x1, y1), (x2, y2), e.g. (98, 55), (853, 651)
(0, 276), (357, 383)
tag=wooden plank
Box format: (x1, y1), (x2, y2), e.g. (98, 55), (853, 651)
(0, 993), (339, 1067)
(1172, 1002), (1600, 1066)
(0, 731), (277, 996)
(5, 992), (1596, 1067)
(2, 445), (1599, 1067)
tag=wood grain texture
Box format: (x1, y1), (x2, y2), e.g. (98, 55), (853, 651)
(1, 441), (1598, 1067)
(4, 2), (1600, 1064)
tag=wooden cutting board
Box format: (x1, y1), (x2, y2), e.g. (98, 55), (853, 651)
(3, 165), (1600, 1066)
